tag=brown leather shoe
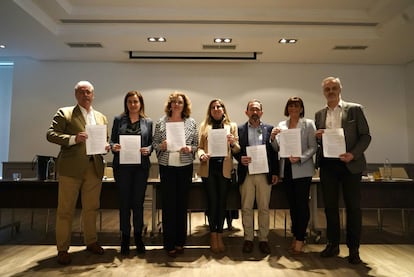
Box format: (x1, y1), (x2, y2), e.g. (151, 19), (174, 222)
(291, 240), (304, 255)
(259, 241), (271, 255)
(175, 246), (184, 255)
(242, 240), (254, 253)
(166, 249), (177, 258)
(86, 242), (104, 255)
(57, 251), (71, 265)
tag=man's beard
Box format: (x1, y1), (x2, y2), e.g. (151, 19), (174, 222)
(251, 114), (260, 121)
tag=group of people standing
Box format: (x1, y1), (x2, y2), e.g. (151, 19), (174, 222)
(47, 76), (370, 266)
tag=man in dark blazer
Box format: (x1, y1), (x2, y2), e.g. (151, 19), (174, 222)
(315, 77), (371, 264)
(234, 99), (279, 255)
(47, 80), (109, 265)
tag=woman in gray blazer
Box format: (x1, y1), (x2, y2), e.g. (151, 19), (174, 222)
(271, 97), (317, 254)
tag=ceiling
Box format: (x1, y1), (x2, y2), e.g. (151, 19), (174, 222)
(1, 0), (414, 64)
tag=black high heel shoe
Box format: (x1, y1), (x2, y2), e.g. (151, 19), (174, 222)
(135, 235), (146, 254)
(121, 234), (130, 255)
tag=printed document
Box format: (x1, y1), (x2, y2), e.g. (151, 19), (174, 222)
(322, 128), (346, 158)
(208, 128), (228, 157)
(119, 135), (141, 164)
(279, 128), (302, 157)
(246, 144), (269, 174)
(85, 124), (107, 155)
(166, 122), (186, 152)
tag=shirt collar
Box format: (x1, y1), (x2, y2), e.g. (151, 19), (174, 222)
(248, 121), (262, 128)
(78, 104), (93, 114)
(326, 99), (343, 110)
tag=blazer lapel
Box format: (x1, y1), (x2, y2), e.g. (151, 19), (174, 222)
(140, 118), (147, 145)
(320, 108), (328, 129)
(261, 124), (268, 145)
(73, 105), (86, 129)
(341, 101), (349, 128)
(241, 123), (249, 147)
(93, 111), (105, 125)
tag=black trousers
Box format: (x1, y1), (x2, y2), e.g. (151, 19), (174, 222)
(283, 177), (311, 241)
(204, 160), (229, 233)
(319, 159), (362, 249)
(115, 165), (149, 237)
(159, 164), (192, 251)
(283, 159), (311, 241)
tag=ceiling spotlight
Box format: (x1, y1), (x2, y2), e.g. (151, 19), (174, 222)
(148, 37), (166, 42)
(214, 38), (232, 43)
(0, 44), (6, 49)
(279, 38), (297, 44)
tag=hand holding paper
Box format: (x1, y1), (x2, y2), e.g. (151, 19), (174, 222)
(322, 128), (346, 158)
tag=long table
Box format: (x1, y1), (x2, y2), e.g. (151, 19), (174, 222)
(1, 178), (413, 236)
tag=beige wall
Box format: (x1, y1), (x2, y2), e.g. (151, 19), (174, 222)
(7, 58), (413, 164)
(405, 61), (414, 162)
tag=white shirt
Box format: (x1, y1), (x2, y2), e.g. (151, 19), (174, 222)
(79, 105), (96, 125)
(326, 100), (343, 129)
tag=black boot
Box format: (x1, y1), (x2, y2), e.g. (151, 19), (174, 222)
(121, 233), (130, 255)
(135, 233), (146, 254)
(348, 248), (362, 264)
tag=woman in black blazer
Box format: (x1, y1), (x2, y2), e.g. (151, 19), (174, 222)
(110, 91), (153, 255)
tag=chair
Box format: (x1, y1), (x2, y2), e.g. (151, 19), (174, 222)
(377, 167), (411, 232)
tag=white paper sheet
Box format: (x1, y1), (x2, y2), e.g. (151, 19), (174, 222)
(166, 122), (185, 152)
(279, 128), (302, 157)
(119, 135), (141, 164)
(246, 144), (269, 174)
(208, 128), (228, 157)
(85, 124), (107, 155)
(322, 128), (346, 158)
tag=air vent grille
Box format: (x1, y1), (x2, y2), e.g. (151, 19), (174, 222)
(333, 45), (368, 50)
(203, 45), (236, 50)
(66, 42), (103, 48)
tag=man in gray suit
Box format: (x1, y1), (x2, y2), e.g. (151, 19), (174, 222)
(315, 77), (371, 264)
(47, 81), (110, 265)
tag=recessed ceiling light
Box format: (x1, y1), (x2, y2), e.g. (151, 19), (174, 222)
(0, 44), (6, 49)
(147, 37), (166, 42)
(214, 38), (232, 43)
(279, 38), (297, 44)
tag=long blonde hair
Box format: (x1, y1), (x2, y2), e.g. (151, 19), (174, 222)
(199, 98), (231, 135)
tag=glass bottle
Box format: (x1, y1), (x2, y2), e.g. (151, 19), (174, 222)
(383, 158), (392, 181)
(47, 157), (55, 180)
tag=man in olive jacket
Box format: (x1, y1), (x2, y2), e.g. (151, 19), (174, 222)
(47, 80), (109, 265)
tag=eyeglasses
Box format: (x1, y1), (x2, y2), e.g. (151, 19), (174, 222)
(172, 101), (184, 105)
